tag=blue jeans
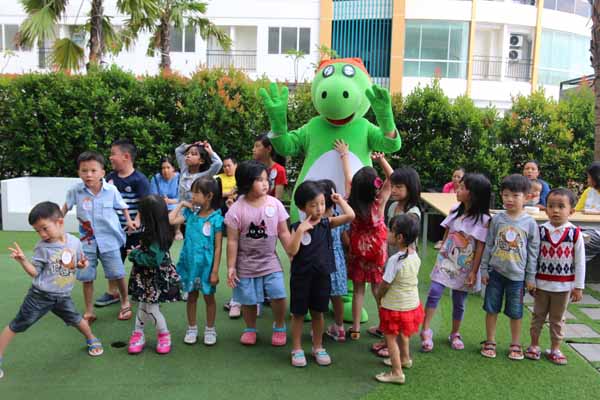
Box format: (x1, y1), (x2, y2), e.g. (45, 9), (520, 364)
(483, 270), (524, 320)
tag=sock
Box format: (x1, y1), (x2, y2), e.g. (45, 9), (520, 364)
(188, 325), (198, 332)
(205, 326), (216, 331)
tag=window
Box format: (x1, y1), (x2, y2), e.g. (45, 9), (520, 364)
(169, 24), (195, 53)
(267, 27), (311, 54)
(539, 30), (592, 85)
(404, 21), (469, 79)
(2, 24), (20, 51)
(544, 0), (590, 17)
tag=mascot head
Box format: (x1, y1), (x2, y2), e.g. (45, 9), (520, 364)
(311, 58), (372, 127)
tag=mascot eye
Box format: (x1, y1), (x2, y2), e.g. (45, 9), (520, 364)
(342, 65), (355, 77)
(322, 65), (335, 78)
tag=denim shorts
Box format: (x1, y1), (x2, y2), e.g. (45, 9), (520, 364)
(483, 270), (525, 320)
(232, 271), (287, 305)
(76, 248), (125, 282)
(9, 287), (82, 333)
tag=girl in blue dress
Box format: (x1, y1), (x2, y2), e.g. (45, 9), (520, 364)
(169, 177), (223, 346)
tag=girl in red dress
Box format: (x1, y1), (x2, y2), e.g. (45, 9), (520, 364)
(346, 165), (392, 339)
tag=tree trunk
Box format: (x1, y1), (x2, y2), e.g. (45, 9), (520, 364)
(592, 1), (600, 160)
(89, 0), (104, 67)
(159, 16), (171, 71)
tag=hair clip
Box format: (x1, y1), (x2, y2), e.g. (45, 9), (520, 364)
(374, 177), (383, 189)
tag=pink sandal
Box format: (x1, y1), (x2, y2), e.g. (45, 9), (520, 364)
(448, 333), (464, 350)
(271, 324), (287, 347)
(240, 328), (257, 345)
(546, 349), (568, 365)
(420, 329), (433, 352)
(156, 331), (171, 354)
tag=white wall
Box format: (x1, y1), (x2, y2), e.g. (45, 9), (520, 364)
(405, 0), (471, 21)
(402, 77), (467, 99)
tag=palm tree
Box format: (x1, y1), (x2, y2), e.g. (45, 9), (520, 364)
(18, 0), (156, 71)
(123, 0), (231, 71)
(592, 0), (600, 160)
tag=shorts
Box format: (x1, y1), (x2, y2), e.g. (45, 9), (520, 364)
(378, 304), (424, 337)
(290, 269), (331, 315)
(120, 232), (142, 262)
(482, 270), (525, 320)
(77, 248), (125, 282)
(9, 287), (82, 333)
(232, 271), (287, 305)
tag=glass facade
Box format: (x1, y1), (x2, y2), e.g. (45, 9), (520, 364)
(544, 0), (591, 17)
(404, 21), (469, 79)
(538, 29), (592, 85)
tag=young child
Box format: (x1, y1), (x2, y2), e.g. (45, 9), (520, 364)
(100, 139), (150, 313)
(523, 160), (551, 207)
(374, 214), (423, 385)
(386, 166), (422, 249)
(150, 156), (182, 239)
(0, 202), (103, 379)
(127, 195), (181, 355)
(346, 165), (392, 339)
(176, 140), (223, 203)
(575, 161), (600, 213)
(525, 188), (585, 365)
(480, 174), (540, 360)
(225, 160), (291, 346)
(169, 177), (223, 346)
(320, 179), (351, 343)
(253, 133), (287, 199)
(421, 173), (492, 352)
(442, 168), (465, 194)
(62, 151), (133, 323)
(525, 179), (543, 209)
(288, 181), (355, 367)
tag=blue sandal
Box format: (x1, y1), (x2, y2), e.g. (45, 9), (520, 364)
(86, 338), (104, 357)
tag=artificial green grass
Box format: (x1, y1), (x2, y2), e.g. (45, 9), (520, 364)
(0, 231), (599, 399)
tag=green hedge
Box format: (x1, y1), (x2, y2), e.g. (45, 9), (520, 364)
(0, 67), (594, 196)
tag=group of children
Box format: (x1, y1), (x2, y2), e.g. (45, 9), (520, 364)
(0, 137), (595, 385)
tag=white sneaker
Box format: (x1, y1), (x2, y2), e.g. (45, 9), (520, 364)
(204, 327), (217, 346)
(184, 328), (198, 344)
(229, 302), (241, 318)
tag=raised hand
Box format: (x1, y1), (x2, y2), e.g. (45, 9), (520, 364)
(333, 139), (349, 156)
(258, 82), (289, 135)
(365, 84), (395, 134)
(8, 242), (26, 263)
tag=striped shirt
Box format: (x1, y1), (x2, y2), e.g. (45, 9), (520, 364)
(106, 170), (151, 230)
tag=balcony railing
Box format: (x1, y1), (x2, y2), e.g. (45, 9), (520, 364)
(472, 55), (532, 82)
(206, 50), (257, 72)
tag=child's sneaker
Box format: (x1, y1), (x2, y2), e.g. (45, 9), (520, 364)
(184, 327), (198, 344)
(312, 348), (332, 366)
(156, 331), (172, 354)
(204, 327), (217, 346)
(127, 331), (145, 354)
(325, 324), (346, 342)
(291, 350), (307, 367)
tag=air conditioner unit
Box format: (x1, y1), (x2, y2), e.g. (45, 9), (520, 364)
(508, 49), (523, 61)
(509, 34), (524, 48)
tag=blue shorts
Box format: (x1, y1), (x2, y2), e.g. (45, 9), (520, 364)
(483, 270), (525, 320)
(77, 248), (125, 282)
(232, 271), (287, 305)
(9, 287), (82, 333)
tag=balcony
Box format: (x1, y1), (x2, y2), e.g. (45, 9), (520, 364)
(472, 55), (532, 82)
(206, 50), (257, 72)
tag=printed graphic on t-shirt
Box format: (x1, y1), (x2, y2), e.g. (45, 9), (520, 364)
(49, 249), (77, 288)
(495, 225), (524, 262)
(437, 231), (474, 278)
(246, 221), (268, 239)
(78, 218), (95, 244)
(268, 169), (278, 193)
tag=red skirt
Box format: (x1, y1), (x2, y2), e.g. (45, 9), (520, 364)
(347, 258), (384, 284)
(379, 304), (424, 337)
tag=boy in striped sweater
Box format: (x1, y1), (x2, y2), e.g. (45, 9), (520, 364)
(525, 188), (585, 365)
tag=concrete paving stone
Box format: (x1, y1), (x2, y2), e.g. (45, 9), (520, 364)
(564, 324), (600, 338)
(580, 294), (600, 305)
(569, 343), (600, 362)
(588, 284), (600, 292)
(580, 308), (600, 320)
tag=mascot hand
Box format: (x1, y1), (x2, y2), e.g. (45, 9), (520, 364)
(365, 84), (395, 134)
(258, 82), (289, 135)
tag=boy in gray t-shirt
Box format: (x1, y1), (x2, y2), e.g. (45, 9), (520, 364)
(0, 202), (103, 379)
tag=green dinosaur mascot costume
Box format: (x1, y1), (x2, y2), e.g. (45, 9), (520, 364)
(259, 58), (401, 323)
(259, 58), (401, 221)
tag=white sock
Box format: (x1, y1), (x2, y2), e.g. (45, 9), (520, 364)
(188, 325), (198, 332)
